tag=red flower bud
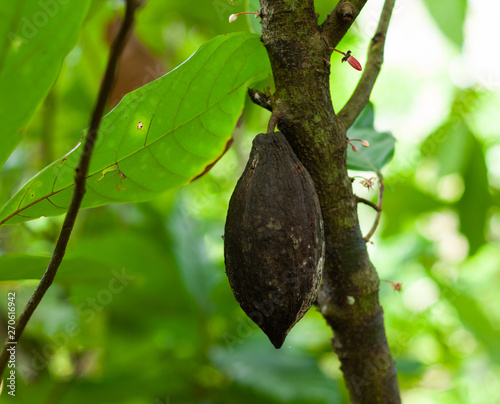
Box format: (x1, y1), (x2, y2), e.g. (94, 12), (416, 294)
(347, 55), (362, 71)
(340, 50), (363, 71)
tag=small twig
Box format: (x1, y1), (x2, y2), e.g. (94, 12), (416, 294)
(321, 0), (368, 49)
(0, 0), (139, 380)
(337, 0), (396, 130)
(267, 112), (279, 133)
(382, 279), (403, 292)
(248, 88), (272, 112)
(337, 2), (355, 21)
(356, 196), (380, 212)
(363, 171), (384, 242)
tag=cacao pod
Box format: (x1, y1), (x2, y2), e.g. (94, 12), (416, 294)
(224, 131), (325, 348)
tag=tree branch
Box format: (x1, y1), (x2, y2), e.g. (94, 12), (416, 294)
(259, 0), (400, 402)
(321, 0), (368, 49)
(0, 0), (140, 380)
(356, 196), (380, 212)
(248, 88), (272, 111)
(337, 0), (396, 129)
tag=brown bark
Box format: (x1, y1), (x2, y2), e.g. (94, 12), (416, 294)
(257, 0), (401, 402)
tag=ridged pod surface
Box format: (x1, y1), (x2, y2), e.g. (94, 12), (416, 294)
(224, 132), (325, 348)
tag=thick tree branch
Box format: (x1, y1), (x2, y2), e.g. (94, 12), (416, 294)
(338, 0), (396, 129)
(0, 0), (139, 380)
(259, 0), (400, 402)
(321, 0), (368, 49)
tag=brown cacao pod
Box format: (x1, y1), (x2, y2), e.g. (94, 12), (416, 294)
(224, 131), (325, 348)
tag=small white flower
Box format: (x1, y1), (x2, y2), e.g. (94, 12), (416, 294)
(229, 14), (237, 23)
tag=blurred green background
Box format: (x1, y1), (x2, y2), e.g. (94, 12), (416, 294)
(1, 0), (499, 403)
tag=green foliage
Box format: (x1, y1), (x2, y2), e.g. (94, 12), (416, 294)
(420, 91), (491, 254)
(0, 0), (92, 168)
(246, 0), (262, 34)
(1, 1), (499, 403)
(0, 32), (270, 226)
(211, 338), (340, 402)
(347, 103), (396, 171)
(0, 254), (114, 282)
(430, 274), (500, 362)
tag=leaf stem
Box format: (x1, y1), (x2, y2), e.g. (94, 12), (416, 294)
(330, 48), (347, 56)
(0, 0), (140, 381)
(267, 112), (279, 133)
(356, 196), (380, 212)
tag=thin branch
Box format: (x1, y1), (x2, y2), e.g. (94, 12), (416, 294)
(337, 0), (396, 129)
(0, 0), (140, 380)
(267, 112), (279, 133)
(248, 88), (272, 112)
(356, 195), (380, 211)
(363, 171), (385, 242)
(321, 0), (368, 49)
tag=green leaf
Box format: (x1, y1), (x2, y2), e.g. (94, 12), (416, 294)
(0, 254), (114, 283)
(456, 134), (490, 254)
(211, 338), (340, 403)
(421, 119), (470, 176)
(0, 0), (92, 169)
(167, 200), (221, 312)
(421, 0), (466, 47)
(246, 0), (262, 34)
(420, 102), (490, 254)
(347, 103), (396, 171)
(0, 32), (271, 226)
(431, 277), (500, 362)
(381, 180), (443, 237)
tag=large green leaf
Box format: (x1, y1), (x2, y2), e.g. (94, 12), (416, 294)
(0, 32), (271, 226)
(346, 103), (396, 171)
(421, 0), (467, 48)
(0, 0), (92, 169)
